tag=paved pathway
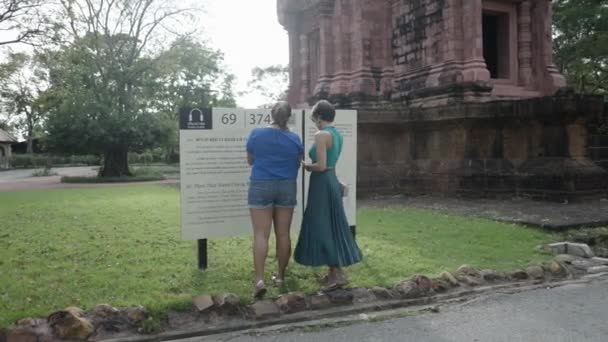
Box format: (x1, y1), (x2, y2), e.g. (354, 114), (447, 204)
(0, 166), (176, 192)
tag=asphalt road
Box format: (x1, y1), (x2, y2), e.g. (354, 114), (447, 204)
(180, 277), (608, 342)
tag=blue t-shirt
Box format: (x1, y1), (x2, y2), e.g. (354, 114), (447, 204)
(246, 127), (303, 180)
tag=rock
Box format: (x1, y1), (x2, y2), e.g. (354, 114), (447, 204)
(587, 266), (608, 274)
(213, 293), (241, 315)
(594, 247), (608, 258)
(456, 265), (480, 277)
(554, 254), (579, 264)
(125, 306), (147, 324)
(275, 292), (306, 313)
(193, 295), (215, 313)
(326, 289), (354, 305)
(16, 318), (38, 327)
(370, 286), (395, 300)
(591, 257), (608, 265)
(571, 258), (597, 270)
(307, 294), (331, 310)
(546, 242), (567, 254)
(458, 275), (483, 287)
(359, 313), (370, 321)
(47, 307), (94, 340)
(92, 304), (119, 318)
(566, 243), (594, 258)
(509, 269), (529, 280)
(526, 265), (545, 280)
(7, 328), (52, 342)
(439, 271), (459, 286)
(351, 287), (376, 304)
(413, 275), (433, 292)
(548, 261), (566, 276)
(250, 300), (280, 320)
(431, 279), (450, 292)
(394, 281), (427, 299)
(479, 269), (505, 282)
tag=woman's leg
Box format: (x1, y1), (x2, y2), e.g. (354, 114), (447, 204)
(273, 207), (294, 280)
(251, 208), (274, 284)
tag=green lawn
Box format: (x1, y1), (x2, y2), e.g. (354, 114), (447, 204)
(0, 185), (556, 328)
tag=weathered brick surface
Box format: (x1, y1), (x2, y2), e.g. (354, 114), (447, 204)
(278, 0), (566, 106)
(277, 1), (607, 200)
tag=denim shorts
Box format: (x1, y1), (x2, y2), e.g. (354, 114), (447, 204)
(248, 179), (298, 209)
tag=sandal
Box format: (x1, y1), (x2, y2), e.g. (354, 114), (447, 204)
(272, 275), (285, 287)
(254, 280), (267, 299)
(320, 278), (349, 292)
(318, 274), (330, 285)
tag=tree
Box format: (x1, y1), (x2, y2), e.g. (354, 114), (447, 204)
(152, 37), (236, 116)
(0, 52), (49, 153)
(45, 0), (202, 177)
(0, 0), (50, 46)
(554, 0), (608, 94)
(246, 65), (289, 108)
(146, 37), (237, 162)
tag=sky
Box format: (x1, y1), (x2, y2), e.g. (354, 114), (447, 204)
(201, 0), (289, 107)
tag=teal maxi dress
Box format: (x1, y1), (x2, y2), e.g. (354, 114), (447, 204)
(294, 126), (363, 267)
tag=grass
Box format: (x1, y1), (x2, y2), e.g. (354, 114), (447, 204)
(0, 185), (556, 328)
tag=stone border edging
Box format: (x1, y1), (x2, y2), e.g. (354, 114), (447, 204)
(100, 273), (608, 342)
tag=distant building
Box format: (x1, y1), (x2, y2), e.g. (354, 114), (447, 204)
(0, 128), (16, 169)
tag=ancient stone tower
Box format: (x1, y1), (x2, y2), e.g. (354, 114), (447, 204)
(277, 0), (607, 199)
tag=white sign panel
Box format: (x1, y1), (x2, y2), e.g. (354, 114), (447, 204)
(179, 107), (356, 240)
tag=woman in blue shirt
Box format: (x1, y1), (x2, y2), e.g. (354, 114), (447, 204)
(247, 101), (303, 298)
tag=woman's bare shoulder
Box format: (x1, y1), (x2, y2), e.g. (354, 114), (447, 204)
(314, 130), (332, 138)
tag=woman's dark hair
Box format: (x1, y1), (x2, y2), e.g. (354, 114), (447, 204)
(311, 100), (335, 122)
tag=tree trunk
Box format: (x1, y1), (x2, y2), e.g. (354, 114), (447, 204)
(100, 147), (131, 177)
(26, 135), (33, 154)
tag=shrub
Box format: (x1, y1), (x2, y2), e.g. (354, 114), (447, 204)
(10, 154), (101, 168)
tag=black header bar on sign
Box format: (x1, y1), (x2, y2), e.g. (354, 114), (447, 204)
(179, 107), (213, 130)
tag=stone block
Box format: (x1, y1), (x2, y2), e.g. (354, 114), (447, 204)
(370, 286), (395, 300)
(587, 266), (608, 274)
(591, 257), (608, 265)
(47, 307), (94, 340)
(566, 243), (594, 258)
(308, 294), (332, 310)
(250, 301), (280, 320)
(326, 289), (354, 305)
(351, 287), (376, 304)
(480, 269), (505, 282)
(526, 265), (545, 280)
(546, 242), (567, 254)
(275, 292), (306, 313)
(509, 269), (529, 280)
(193, 295), (214, 313)
(439, 271), (459, 286)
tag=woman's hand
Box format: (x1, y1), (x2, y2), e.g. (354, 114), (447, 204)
(302, 161), (313, 172)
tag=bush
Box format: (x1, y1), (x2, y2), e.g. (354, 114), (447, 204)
(31, 168), (59, 177)
(129, 149), (166, 165)
(61, 168), (166, 183)
(9, 154), (101, 169)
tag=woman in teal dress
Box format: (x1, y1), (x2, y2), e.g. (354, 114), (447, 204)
(295, 100), (362, 290)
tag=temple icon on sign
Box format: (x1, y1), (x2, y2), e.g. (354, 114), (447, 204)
(189, 108), (205, 123)
(180, 107), (212, 130)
